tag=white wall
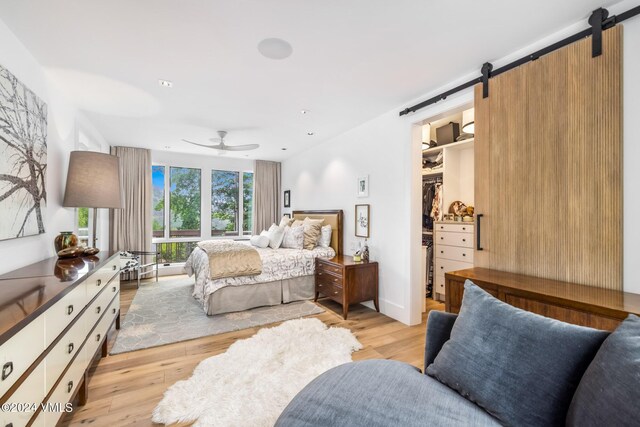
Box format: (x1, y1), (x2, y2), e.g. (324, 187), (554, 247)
(283, 1), (640, 324)
(0, 17), (108, 275)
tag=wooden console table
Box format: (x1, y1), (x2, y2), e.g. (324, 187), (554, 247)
(445, 268), (640, 331)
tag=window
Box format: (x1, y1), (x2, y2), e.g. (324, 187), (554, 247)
(169, 167), (201, 237)
(243, 172), (254, 234)
(211, 170), (239, 235)
(77, 207), (89, 246)
(152, 166), (165, 238)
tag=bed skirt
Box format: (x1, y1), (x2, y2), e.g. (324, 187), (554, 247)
(205, 275), (315, 315)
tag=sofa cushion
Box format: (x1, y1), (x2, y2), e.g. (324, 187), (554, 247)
(426, 280), (609, 427)
(276, 360), (500, 427)
(566, 314), (640, 427)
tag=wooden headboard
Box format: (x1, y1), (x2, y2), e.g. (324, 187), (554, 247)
(292, 210), (343, 255)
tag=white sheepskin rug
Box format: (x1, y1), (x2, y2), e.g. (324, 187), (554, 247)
(152, 317), (362, 426)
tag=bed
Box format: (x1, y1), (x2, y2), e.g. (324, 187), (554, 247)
(185, 210), (343, 315)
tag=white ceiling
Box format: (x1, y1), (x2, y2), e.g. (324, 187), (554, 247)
(0, 0), (617, 160)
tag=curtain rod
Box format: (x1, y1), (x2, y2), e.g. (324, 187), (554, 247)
(399, 4), (640, 117)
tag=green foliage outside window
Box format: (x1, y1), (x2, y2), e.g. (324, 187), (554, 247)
(170, 167), (201, 237)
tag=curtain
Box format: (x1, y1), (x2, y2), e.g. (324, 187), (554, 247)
(253, 160), (281, 234)
(109, 147), (152, 259)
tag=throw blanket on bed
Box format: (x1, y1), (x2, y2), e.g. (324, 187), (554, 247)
(197, 240), (262, 280)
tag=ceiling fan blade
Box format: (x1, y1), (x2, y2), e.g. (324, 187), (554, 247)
(221, 144), (260, 151)
(182, 139), (216, 148)
(208, 137), (223, 143)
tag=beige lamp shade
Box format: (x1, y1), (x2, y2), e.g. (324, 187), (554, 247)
(462, 108), (475, 134)
(63, 151), (123, 208)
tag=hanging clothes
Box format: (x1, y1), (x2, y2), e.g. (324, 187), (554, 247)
(422, 177), (442, 231)
(431, 183), (443, 222)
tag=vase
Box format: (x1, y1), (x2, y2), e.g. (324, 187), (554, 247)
(54, 231), (78, 253)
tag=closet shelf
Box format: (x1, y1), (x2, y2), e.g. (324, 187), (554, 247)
(422, 138), (474, 155)
(422, 169), (444, 176)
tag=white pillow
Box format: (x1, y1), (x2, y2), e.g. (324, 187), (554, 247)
(267, 224), (285, 249)
(279, 216), (294, 228)
(281, 226), (304, 249)
(250, 234), (270, 248)
(317, 224), (332, 248)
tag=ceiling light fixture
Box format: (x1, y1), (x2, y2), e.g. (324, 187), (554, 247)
(281, 148), (288, 151)
(257, 38), (293, 60)
(301, 109), (309, 114)
(307, 132), (314, 136)
(164, 145), (171, 149)
(462, 108), (475, 134)
(158, 79), (173, 88)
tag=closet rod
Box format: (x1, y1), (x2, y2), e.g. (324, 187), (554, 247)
(399, 4), (640, 116)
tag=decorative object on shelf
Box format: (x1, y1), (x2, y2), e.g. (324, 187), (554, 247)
(54, 231), (78, 253)
(357, 175), (369, 198)
(0, 64), (48, 241)
(435, 122), (460, 146)
(284, 190), (291, 207)
(83, 247), (100, 256)
(443, 214), (455, 221)
(355, 204), (370, 238)
(361, 239), (369, 262)
(449, 201), (468, 216)
(57, 246), (85, 259)
(466, 205), (475, 216)
(63, 151), (123, 252)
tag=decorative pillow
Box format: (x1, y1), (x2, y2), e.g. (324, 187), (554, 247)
(266, 224), (285, 249)
(566, 314), (639, 427)
(249, 234), (270, 248)
(281, 226), (304, 249)
(317, 224), (332, 248)
(279, 216), (294, 228)
(291, 219), (304, 228)
(303, 217), (324, 227)
(302, 223), (322, 250)
(426, 280), (609, 427)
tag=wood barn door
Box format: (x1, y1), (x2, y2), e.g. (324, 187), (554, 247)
(474, 26), (622, 290)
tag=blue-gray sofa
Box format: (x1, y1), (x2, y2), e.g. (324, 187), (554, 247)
(276, 281), (640, 427)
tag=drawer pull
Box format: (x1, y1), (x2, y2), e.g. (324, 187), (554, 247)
(96, 333), (101, 342)
(333, 291), (339, 295)
(318, 272), (323, 276)
(463, 253), (466, 257)
(112, 286), (117, 292)
(68, 343), (75, 354)
(318, 284), (323, 288)
(440, 266), (444, 270)
(440, 251), (443, 254)
(96, 306), (102, 314)
(113, 265), (118, 271)
(462, 239), (466, 242)
(112, 308), (117, 314)
(67, 380), (73, 393)
(440, 237), (444, 240)
(462, 227), (466, 231)
(96, 279), (102, 286)
(67, 305), (74, 315)
(1, 362), (13, 380)
(333, 278), (338, 282)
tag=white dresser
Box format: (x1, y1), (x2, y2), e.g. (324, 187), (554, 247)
(434, 222), (474, 300)
(0, 253), (120, 427)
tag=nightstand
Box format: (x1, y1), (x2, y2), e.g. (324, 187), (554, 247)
(315, 255), (379, 319)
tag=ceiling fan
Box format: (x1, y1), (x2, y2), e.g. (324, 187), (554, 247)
(182, 130), (259, 151)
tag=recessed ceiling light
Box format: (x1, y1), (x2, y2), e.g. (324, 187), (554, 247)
(158, 79), (173, 88)
(307, 132), (314, 136)
(164, 145), (171, 149)
(257, 38), (293, 60)
(301, 109), (309, 115)
(281, 148), (288, 151)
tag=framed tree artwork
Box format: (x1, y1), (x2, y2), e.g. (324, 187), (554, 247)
(355, 204), (370, 238)
(0, 64), (48, 241)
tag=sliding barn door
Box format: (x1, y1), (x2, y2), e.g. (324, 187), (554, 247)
(474, 26), (622, 290)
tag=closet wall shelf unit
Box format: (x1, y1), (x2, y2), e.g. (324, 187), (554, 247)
(422, 138), (474, 155)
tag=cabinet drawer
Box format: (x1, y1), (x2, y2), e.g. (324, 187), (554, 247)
(435, 245), (474, 263)
(436, 232), (473, 248)
(435, 258), (473, 276)
(317, 262), (343, 278)
(317, 271), (343, 287)
(0, 314), (45, 397)
(85, 296), (118, 361)
(435, 275), (446, 295)
(435, 223), (474, 233)
(85, 282), (118, 332)
(45, 283), (87, 346)
(0, 361), (45, 427)
(43, 346), (85, 427)
(86, 269), (117, 303)
(316, 281), (343, 301)
(45, 308), (87, 392)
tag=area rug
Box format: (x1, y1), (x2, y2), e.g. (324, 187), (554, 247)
(152, 318), (362, 426)
(110, 277), (324, 354)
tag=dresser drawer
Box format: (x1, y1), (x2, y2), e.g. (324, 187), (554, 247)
(86, 268), (117, 302)
(43, 346), (85, 427)
(317, 261), (343, 278)
(45, 283), (87, 346)
(0, 314), (45, 398)
(317, 271), (343, 287)
(316, 281), (343, 301)
(45, 308), (87, 392)
(436, 231), (473, 248)
(435, 258), (473, 276)
(435, 245), (474, 263)
(435, 223), (474, 234)
(0, 361), (45, 427)
(85, 296), (118, 361)
(435, 275), (446, 295)
(85, 281), (118, 332)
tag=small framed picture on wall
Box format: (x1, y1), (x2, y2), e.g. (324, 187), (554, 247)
(355, 204), (370, 238)
(284, 190), (291, 208)
(357, 175), (369, 198)
(283, 213), (291, 218)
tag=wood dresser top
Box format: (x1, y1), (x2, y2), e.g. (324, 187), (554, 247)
(446, 267), (640, 317)
(320, 255), (378, 267)
(0, 252), (118, 344)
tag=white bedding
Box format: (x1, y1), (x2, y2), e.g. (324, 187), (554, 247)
(185, 245), (336, 307)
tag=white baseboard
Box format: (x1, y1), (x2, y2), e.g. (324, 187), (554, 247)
(362, 298), (409, 325)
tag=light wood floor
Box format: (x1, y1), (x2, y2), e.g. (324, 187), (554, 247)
(61, 276), (444, 426)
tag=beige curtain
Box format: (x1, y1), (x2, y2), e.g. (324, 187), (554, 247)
(253, 160), (281, 234)
(109, 147), (152, 255)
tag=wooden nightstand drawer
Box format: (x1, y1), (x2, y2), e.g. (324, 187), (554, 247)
(317, 271), (343, 288)
(316, 281), (343, 302)
(317, 261), (343, 277)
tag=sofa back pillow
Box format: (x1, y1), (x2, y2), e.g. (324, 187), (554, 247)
(566, 314), (640, 427)
(281, 226), (304, 249)
(426, 280), (609, 427)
